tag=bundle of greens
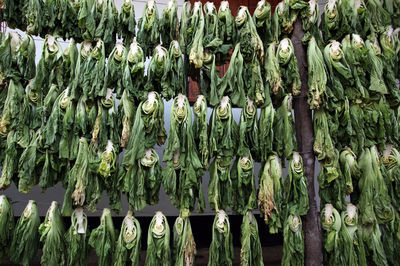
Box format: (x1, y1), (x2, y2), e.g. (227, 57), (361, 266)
(271, 0), (298, 41)
(137, 0), (160, 57)
(119, 91), (166, 200)
(18, 130), (41, 193)
(160, 0), (178, 46)
(122, 41), (145, 100)
(188, 2), (205, 69)
(258, 104), (274, 162)
(145, 45), (169, 95)
(381, 144), (400, 211)
(145, 211), (171, 266)
(163, 94), (205, 213)
(238, 98), (260, 159)
(103, 42), (126, 98)
(253, 0), (273, 48)
(209, 96), (238, 166)
(203, 2), (223, 55)
(361, 223), (389, 265)
(346, 0), (371, 37)
(89, 209), (117, 266)
(231, 154), (257, 214)
(95, 0), (118, 54)
(366, 0), (391, 31)
(218, 44), (246, 107)
(114, 211), (141, 266)
(0, 32), (22, 82)
(84, 40), (106, 100)
(208, 210), (234, 266)
(118, 90), (136, 148)
(313, 109), (337, 165)
(193, 95), (209, 169)
(70, 41), (92, 101)
(16, 34), (36, 84)
(199, 52), (221, 105)
(380, 211), (400, 266)
(10, 200), (40, 266)
(246, 55), (267, 107)
(65, 208), (90, 266)
(264, 42), (282, 96)
(61, 38), (78, 89)
(0, 195), (14, 262)
(284, 152), (309, 216)
(364, 38), (388, 98)
(282, 214), (304, 266)
(320, 0), (351, 44)
(118, 0), (136, 45)
(339, 204), (367, 265)
(161, 41), (186, 100)
(339, 148), (360, 199)
(258, 155), (283, 234)
(240, 211), (264, 266)
(25, 0), (43, 36)
(301, 0), (322, 44)
(0, 0), (27, 31)
(321, 203), (341, 265)
(208, 157), (234, 211)
(59, 0), (80, 40)
(276, 38), (301, 97)
(39, 201), (66, 266)
(273, 95), (296, 159)
(172, 215), (196, 266)
(307, 36), (327, 110)
(217, 1), (236, 54)
(178, 2), (192, 54)
(235, 6), (264, 63)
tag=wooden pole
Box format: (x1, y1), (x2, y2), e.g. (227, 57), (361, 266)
(291, 18), (323, 266)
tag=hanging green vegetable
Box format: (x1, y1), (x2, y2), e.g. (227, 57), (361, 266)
(114, 211), (142, 266)
(89, 208), (117, 266)
(118, 0), (136, 45)
(137, 0), (160, 57)
(189, 2), (205, 69)
(103, 42), (126, 98)
(161, 41), (186, 100)
(208, 157), (234, 212)
(16, 34), (36, 84)
(39, 201), (66, 266)
(382, 144), (400, 211)
(253, 0), (273, 47)
(361, 223), (388, 265)
(366, 0), (391, 31)
(364, 38), (388, 97)
(118, 90), (136, 148)
(172, 215), (196, 266)
(203, 2), (223, 55)
(284, 152), (309, 216)
(95, 0), (118, 54)
(160, 0), (178, 46)
(339, 148), (360, 198)
(0, 32), (22, 82)
(0, 195), (14, 262)
(258, 155), (283, 234)
(208, 210), (234, 266)
(145, 45), (169, 96)
(276, 38), (301, 97)
(258, 103), (275, 163)
(122, 41), (145, 100)
(339, 204), (367, 265)
(163, 94), (205, 213)
(307, 36), (327, 110)
(25, 0), (43, 36)
(209, 96), (238, 166)
(10, 200), (40, 266)
(313, 108), (337, 165)
(18, 130), (41, 193)
(300, 0), (322, 44)
(320, 0), (351, 44)
(65, 208), (90, 266)
(321, 203), (341, 265)
(61, 38), (78, 89)
(281, 215), (304, 266)
(70, 41), (92, 101)
(178, 2), (192, 54)
(240, 211), (264, 266)
(273, 95), (296, 159)
(238, 98), (260, 158)
(218, 1), (236, 52)
(145, 211), (171, 266)
(231, 154), (257, 214)
(193, 95), (209, 169)
(271, 0), (298, 41)
(85, 40), (106, 100)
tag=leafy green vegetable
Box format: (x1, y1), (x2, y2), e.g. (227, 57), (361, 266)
(163, 94), (205, 213)
(118, 90), (136, 148)
(320, 0), (351, 44)
(258, 155), (283, 234)
(145, 45), (169, 96)
(172, 215), (196, 266)
(301, 0), (323, 44)
(18, 130), (40, 193)
(282, 214), (304, 266)
(118, 0), (136, 45)
(188, 2), (205, 69)
(203, 2), (224, 55)
(240, 211), (264, 266)
(208, 157), (233, 212)
(25, 0), (43, 36)
(238, 98), (259, 159)
(122, 41), (145, 100)
(218, 1), (236, 51)
(193, 95), (209, 169)
(103, 42), (126, 98)
(208, 210), (234, 266)
(258, 103), (275, 163)
(89, 208), (118, 266)
(145, 211), (171, 266)
(307, 36), (327, 110)
(321, 203), (341, 265)
(362, 222), (389, 266)
(65, 208), (90, 266)
(231, 154), (257, 214)
(39, 201), (66, 266)
(137, 0), (160, 57)
(70, 41), (92, 101)
(284, 152), (309, 216)
(0, 195), (14, 262)
(364, 38), (388, 97)
(253, 0), (273, 47)
(0, 32), (22, 82)
(277, 38), (301, 97)
(160, 0), (178, 46)
(273, 95), (296, 159)
(10, 200), (40, 266)
(271, 0), (298, 41)
(381, 144), (400, 211)
(61, 38), (78, 89)
(114, 211), (141, 266)
(178, 2), (191, 54)
(16, 34), (36, 84)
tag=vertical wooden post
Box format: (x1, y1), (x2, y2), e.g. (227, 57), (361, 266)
(291, 18), (323, 266)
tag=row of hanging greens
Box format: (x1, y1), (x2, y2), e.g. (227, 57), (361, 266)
(0, 197), (267, 266)
(300, 0), (400, 263)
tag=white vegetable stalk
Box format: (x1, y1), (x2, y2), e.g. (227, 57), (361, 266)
(327, 0), (337, 12)
(205, 2), (215, 13)
(346, 204), (357, 220)
(24, 200), (35, 218)
(152, 211), (165, 237)
(220, 1), (229, 11)
(75, 207), (86, 234)
(216, 210), (227, 231)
